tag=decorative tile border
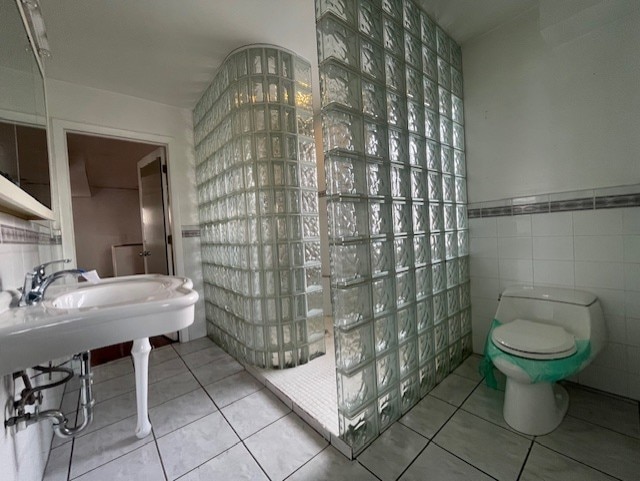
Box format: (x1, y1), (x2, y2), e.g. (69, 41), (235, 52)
(0, 224), (60, 245)
(469, 184), (640, 218)
(181, 226), (201, 238)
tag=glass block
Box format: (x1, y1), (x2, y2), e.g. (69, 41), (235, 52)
(321, 62), (361, 111)
(437, 57), (451, 90)
(395, 271), (415, 307)
(422, 46), (437, 80)
(454, 149), (466, 176)
(386, 91), (406, 127)
(433, 291), (447, 325)
(365, 121), (388, 158)
(330, 199), (368, 240)
(429, 204), (443, 232)
(447, 287), (460, 316)
(394, 237), (413, 270)
(378, 387), (401, 430)
(399, 339), (417, 378)
(458, 230), (469, 256)
(418, 329), (434, 364)
(388, 128), (408, 164)
(438, 87), (451, 119)
(423, 77), (438, 111)
(249, 48), (263, 74)
(281, 52), (292, 79)
(442, 174), (454, 202)
(460, 282), (471, 309)
(452, 95), (464, 125)
(420, 12), (436, 49)
(426, 140), (440, 170)
(435, 349), (449, 382)
(339, 402), (378, 453)
(407, 101), (424, 135)
(333, 283), (372, 327)
(446, 258), (459, 287)
(432, 261), (445, 293)
(301, 165), (318, 189)
(408, 134), (425, 166)
(461, 308), (471, 335)
(317, 0), (357, 24)
(444, 203), (456, 231)
(414, 235), (430, 266)
(455, 176), (467, 203)
(323, 109), (363, 152)
(359, 0), (383, 43)
(441, 146), (454, 174)
(326, 155), (366, 196)
(425, 109), (439, 140)
(412, 202), (428, 233)
(369, 200), (393, 237)
(449, 340), (462, 369)
(375, 314), (397, 354)
(373, 276), (395, 316)
(434, 321), (447, 353)
(360, 39), (385, 80)
(295, 56), (312, 88)
(419, 360), (436, 396)
(362, 80), (386, 119)
(317, 15), (358, 67)
(453, 123), (464, 150)
(400, 371), (420, 414)
(462, 333), (472, 358)
(440, 117), (453, 146)
(459, 256), (470, 283)
(376, 349), (399, 392)
(336, 323), (374, 373)
(393, 202), (411, 234)
(337, 364), (376, 415)
(415, 266), (431, 300)
(391, 164), (410, 198)
(397, 304), (416, 343)
(331, 242), (370, 284)
(436, 27), (450, 60)
(384, 53), (404, 92)
(371, 239), (393, 276)
(383, 16), (404, 57)
(267, 77), (279, 103)
(404, 32), (422, 69)
(254, 106), (267, 131)
(451, 67), (463, 97)
(406, 66), (423, 103)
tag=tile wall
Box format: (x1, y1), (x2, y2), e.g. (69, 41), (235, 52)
(0, 211), (66, 481)
(469, 188), (640, 400)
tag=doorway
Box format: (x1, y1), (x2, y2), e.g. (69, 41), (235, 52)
(66, 132), (176, 365)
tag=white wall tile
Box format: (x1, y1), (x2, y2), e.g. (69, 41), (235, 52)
(627, 318), (640, 347)
(496, 215), (531, 237)
(593, 342), (628, 370)
(625, 263), (640, 292)
(630, 374), (640, 400)
(578, 364), (629, 398)
(574, 236), (623, 262)
(470, 276), (501, 300)
(533, 260), (575, 287)
(626, 290), (640, 319)
(573, 210), (623, 236)
(469, 237), (498, 259)
(574, 262), (624, 290)
(627, 346), (640, 375)
(471, 297), (498, 353)
(622, 208), (640, 235)
(498, 259), (533, 283)
(585, 287), (626, 317)
(497, 237), (532, 260)
(532, 236), (574, 260)
(606, 314), (627, 344)
(623, 236), (640, 263)
(531, 212), (573, 236)
(469, 217), (497, 238)
(470, 256), (499, 279)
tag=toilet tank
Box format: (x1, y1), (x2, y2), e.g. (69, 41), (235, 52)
(495, 286), (606, 356)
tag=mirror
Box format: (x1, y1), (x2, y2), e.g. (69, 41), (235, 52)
(0, 0), (51, 211)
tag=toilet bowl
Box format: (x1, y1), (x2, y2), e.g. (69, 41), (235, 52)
(485, 286), (606, 436)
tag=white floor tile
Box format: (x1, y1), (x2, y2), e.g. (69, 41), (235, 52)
(148, 371), (200, 408)
(178, 444), (267, 481)
(399, 394), (456, 439)
(430, 373), (479, 406)
(73, 443), (165, 481)
(91, 357), (134, 385)
(172, 337), (215, 356)
(453, 355), (484, 382)
(42, 442), (72, 481)
(191, 357), (244, 386)
(79, 389), (138, 436)
(181, 345), (229, 370)
(204, 371), (264, 408)
(399, 443), (493, 481)
(149, 344), (179, 366)
(148, 358), (189, 385)
(91, 373), (136, 405)
(150, 388), (217, 438)
(537, 416), (640, 481)
(157, 411), (239, 480)
(520, 444), (617, 481)
(357, 423), (428, 481)
(244, 413), (328, 481)
(434, 410), (530, 481)
(221, 389), (290, 439)
(287, 446), (377, 481)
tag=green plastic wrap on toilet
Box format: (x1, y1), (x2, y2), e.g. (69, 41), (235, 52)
(480, 319), (591, 388)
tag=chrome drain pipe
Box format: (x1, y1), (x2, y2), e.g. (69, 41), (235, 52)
(4, 351), (95, 438)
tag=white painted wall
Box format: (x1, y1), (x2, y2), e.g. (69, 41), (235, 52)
(462, 6), (640, 203)
(46, 78), (205, 340)
(72, 188), (142, 277)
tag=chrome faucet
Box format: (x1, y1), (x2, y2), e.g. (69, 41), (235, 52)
(20, 259), (85, 306)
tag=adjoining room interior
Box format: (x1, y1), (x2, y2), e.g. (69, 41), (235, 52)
(0, 0), (638, 480)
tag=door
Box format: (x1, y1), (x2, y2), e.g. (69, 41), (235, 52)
(137, 148), (172, 275)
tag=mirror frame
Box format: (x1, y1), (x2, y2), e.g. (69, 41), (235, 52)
(0, 0), (54, 220)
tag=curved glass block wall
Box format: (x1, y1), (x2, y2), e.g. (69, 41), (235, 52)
(316, 0), (471, 452)
(193, 45), (325, 369)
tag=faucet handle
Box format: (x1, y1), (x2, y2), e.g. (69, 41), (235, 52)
(33, 259), (71, 278)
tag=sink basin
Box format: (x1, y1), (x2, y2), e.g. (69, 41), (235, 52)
(0, 274), (199, 377)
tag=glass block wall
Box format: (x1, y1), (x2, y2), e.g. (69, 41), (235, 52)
(316, 0), (471, 452)
(193, 45), (325, 369)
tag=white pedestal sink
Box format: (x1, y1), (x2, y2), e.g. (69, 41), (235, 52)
(0, 274), (199, 438)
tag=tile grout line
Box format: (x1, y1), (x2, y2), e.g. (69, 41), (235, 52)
(515, 438), (535, 481)
(151, 426), (170, 481)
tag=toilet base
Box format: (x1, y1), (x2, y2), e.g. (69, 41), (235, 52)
(503, 380), (568, 436)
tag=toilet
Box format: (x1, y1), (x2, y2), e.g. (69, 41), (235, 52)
(486, 286), (606, 435)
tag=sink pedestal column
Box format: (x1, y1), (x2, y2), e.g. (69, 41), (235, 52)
(132, 337), (152, 438)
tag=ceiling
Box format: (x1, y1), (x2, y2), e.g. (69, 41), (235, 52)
(39, 0), (537, 110)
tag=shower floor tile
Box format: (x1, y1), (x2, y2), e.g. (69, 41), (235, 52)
(43, 342), (640, 481)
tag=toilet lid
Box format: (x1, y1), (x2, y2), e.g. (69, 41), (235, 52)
(491, 319), (577, 360)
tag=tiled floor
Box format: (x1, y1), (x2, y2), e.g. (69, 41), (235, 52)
(43, 339), (640, 481)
